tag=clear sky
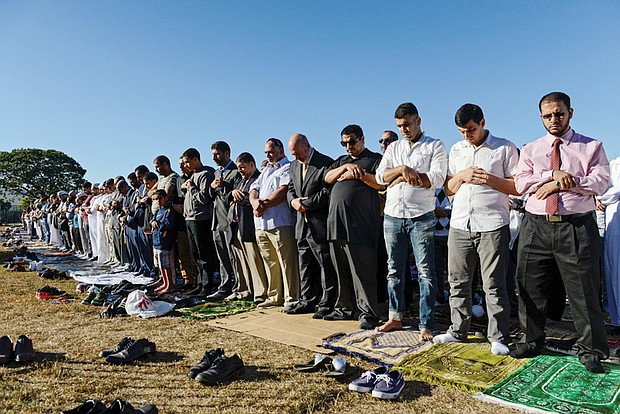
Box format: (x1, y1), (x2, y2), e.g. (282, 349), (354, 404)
(1, 1), (619, 184)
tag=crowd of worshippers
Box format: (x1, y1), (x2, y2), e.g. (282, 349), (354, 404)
(21, 93), (614, 373)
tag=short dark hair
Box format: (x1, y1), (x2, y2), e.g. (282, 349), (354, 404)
(266, 138), (284, 149)
(455, 103), (484, 127)
(135, 165), (149, 175)
(211, 141), (231, 153)
(383, 130), (398, 141)
(341, 124), (364, 140)
(182, 148), (201, 160)
(236, 152), (256, 164)
(144, 172), (158, 182)
(539, 92), (571, 112)
(153, 155), (171, 166)
(116, 180), (128, 189)
(153, 189), (167, 199)
(82, 181), (92, 189)
(127, 172), (137, 180)
(394, 102), (419, 119)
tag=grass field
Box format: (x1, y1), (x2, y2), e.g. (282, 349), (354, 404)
(0, 246), (518, 413)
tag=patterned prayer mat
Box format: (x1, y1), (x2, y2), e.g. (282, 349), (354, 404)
(395, 342), (528, 393)
(476, 355), (620, 413)
(322, 329), (432, 367)
(178, 300), (256, 320)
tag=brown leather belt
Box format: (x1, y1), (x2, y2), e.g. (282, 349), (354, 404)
(526, 212), (592, 223)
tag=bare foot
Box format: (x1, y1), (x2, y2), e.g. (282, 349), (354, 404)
(374, 319), (403, 333)
(420, 328), (434, 341)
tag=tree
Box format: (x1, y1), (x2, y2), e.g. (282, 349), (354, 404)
(0, 148), (86, 201)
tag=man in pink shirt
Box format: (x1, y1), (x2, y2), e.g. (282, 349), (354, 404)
(512, 92), (610, 373)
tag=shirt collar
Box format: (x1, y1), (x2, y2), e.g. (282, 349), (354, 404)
(545, 128), (574, 146)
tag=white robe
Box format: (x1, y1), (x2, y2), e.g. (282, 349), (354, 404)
(95, 194), (112, 264)
(601, 157), (620, 324)
(88, 195), (101, 259)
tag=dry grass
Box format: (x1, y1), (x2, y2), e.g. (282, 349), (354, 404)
(0, 246), (519, 413)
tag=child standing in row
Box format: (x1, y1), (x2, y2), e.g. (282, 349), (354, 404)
(151, 190), (176, 295)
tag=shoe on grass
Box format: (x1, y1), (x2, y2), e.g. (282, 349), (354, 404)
(348, 366), (389, 393)
(0, 335), (13, 364)
(99, 336), (133, 358)
(371, 370), (405, 400)
(195, 354), (244, 385)
(105, 338), (156, 364)
(187, 348), (225, 379)
(14, 335), (34, 362)
(91, 291), (107, 306)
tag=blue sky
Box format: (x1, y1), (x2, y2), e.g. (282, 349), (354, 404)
(1, 1), (619, 183)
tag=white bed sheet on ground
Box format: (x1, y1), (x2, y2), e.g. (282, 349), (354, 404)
(70, 270), (153, 286)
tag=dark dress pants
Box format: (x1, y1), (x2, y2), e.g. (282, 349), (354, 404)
(517, 213), (609, 358)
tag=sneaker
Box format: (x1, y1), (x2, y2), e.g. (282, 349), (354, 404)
(99, 336), (133, 358)
(91, 291), (107, 306)
(61, 399), (107, 414)
(14, 335), (34, 362)
(81, 291), (97, 305)
(0, 336), (13, 364)
(187, 348), (225, 379)
(371, 370), (405, 400)
(348, 366), (389, 393)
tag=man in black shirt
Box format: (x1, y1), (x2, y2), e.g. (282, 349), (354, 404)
(324, 124), (385, 329)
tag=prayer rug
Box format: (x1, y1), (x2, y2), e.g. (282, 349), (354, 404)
(178, 300), (256, 320)
(322, 329), (432, 367)
(475, 354), (620, 413)
(395, 342), (528, 393)
(208, 307), (359, 353)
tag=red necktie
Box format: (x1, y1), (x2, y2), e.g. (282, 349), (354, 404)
(545, 139), (562, 215)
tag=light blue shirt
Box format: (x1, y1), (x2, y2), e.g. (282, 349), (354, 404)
(250, 156), (295, 230)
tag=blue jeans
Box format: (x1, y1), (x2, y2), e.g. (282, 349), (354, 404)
(384, 212), (437, 330)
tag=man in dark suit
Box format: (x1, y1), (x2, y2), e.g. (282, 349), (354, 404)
(286, 134), (338, 318)
(228, 152), (268, 302)
(208, 141), (239, 301)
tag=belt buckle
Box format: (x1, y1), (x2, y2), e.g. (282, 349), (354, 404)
(547, 214), (562, 222)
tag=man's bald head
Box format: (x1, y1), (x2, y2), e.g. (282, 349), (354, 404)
(288, 133), (312, 162)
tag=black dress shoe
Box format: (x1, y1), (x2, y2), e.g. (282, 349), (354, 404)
(187, 348), (225, 379)
(286, 303), (316, 315)
(359, 316), (379, 330)
(14, 335), (34, 362)
(186, 284), (204, 296)
(323, 309), (355, 321)
(580, 354), (605, 373)
(105, 338), (156, 364)
(312, 308), (333, 320)
(195, 354), (244, 385)
(99, 337), (133, 357)
(510, 342), (543, 359)
(104, 399), (134, 414)
(0, 335), (13, 364)
(62, 399), (107, 414)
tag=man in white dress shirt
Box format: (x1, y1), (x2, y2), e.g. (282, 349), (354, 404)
(374, 102), (448, 340)
(433, 103), (519, 355)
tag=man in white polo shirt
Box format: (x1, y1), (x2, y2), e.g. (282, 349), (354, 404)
(433, 103), (519, 355)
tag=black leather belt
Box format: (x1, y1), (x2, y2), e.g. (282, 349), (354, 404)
(526, 212), (592, 223)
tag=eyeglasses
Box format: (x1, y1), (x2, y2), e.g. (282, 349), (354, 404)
(340, 137), (359, 147)
(379, 139), (396, 144)
(541, 112), (566, 121)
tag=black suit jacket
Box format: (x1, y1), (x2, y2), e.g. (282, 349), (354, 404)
(227, 170), (260, 242)
(287, 149), (333, 243)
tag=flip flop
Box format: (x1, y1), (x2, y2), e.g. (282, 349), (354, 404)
(294, 353), (332, 372)
(324, 356), (347, 377)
